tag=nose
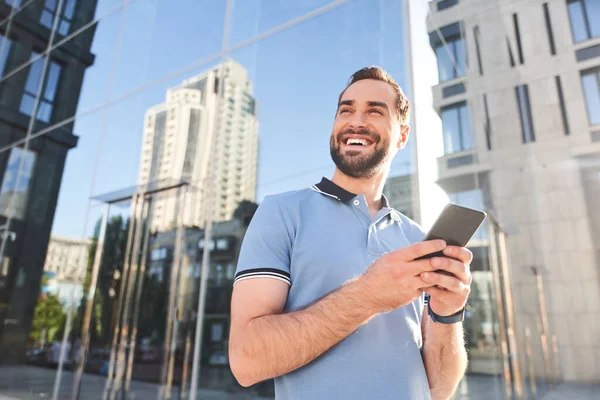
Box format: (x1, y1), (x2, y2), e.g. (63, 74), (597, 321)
(348, 110), (367, 130)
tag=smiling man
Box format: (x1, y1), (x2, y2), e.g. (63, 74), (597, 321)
(228, 67), (472, 400)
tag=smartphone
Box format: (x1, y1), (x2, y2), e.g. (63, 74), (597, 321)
(415, 203), (487, 274)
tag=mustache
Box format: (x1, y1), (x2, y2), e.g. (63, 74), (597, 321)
(336, 128), (380, 144)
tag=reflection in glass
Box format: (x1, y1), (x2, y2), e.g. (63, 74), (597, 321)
(40, 0), (77, 35)
(0, 34), (12, 77)
(435, 37), (466, 82)
(582, 69), (600, 126)
(0, 147), (36, 220)
(19, 54), (62, 123)
(567, 0), (600, 42)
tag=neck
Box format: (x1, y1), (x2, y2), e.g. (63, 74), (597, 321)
(331, 168), (388, 210)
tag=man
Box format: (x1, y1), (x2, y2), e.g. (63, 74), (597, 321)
(229, 67), (472, 400)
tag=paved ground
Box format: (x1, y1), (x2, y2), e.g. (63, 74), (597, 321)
(0, 365), (598, 399)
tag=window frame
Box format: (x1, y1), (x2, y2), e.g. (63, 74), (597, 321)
(567, 0), (598, 43)
(19, 52), (63, 123)
(40, 0), (77, 36)
(435, 35), (467, 82)
(581, 68), (600, 126)
(440, 102), (473, 154)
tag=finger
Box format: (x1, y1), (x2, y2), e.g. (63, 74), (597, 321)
(420, 272), (469, 294)
(393, 240), (446, 262)
(442, 246), (473, 264)
(429, 256), (470, 284)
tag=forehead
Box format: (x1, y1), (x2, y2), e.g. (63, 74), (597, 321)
(340, 79), (396, 106)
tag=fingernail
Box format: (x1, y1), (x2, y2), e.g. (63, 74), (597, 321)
(431, 258), (440, 267)
(422, 272), (431, 279)
(444, 247), (452, 256)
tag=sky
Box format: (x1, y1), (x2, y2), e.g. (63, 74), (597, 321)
(41, 0), (431, 238)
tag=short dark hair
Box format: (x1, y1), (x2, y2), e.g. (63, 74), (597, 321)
(337, 66), (410, 125)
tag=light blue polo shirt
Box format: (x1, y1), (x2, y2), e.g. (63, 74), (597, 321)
(234, 177), (432, 400)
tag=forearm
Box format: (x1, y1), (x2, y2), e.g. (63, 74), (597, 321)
(423, 319), (468, 400)
(229, 279), (376, 386)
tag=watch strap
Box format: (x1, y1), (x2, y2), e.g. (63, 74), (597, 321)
(425, 294), (465, 324)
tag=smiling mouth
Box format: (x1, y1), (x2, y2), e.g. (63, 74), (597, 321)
(342, 137), (374, 147)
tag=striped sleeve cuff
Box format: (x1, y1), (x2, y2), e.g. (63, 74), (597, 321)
(234, 268), (291, 286)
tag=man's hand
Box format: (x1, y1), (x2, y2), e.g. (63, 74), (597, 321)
(359, 239), (447, 313)
(420, 246), (473, 317)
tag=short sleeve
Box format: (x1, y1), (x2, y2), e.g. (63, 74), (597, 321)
(233, 195), (293, 286)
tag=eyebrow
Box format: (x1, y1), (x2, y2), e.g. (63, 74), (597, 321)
(337, 99), (390, 113)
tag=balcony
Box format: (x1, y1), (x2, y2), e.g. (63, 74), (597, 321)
(436, 147), (491, 186)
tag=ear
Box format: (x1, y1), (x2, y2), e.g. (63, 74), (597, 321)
(397, 124), (410, 149)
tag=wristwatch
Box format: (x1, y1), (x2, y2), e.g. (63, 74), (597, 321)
(425, 294), (465, 324)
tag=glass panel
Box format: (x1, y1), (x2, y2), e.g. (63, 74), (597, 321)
(0, 35), (12, 77)
(459, 103), (472, 150)
(441, 106), (461, 154)
(109, 0), (226, 101)
(586, 0), (600, 38)
(19, 94), (35, 116)
(229, 0), (338, 46)
(582, 72), (600, 125)
(436, 44), (454, 82)
(64, 0), (77, 19)
(40, 10), (54, 29)
(36, 100), (52, 122)
(59, 20), (70, 36)
(0, 147), (36, 219)
(43, 61), (61, 102)
(568, 1), (589, 42)
(455, 37), (467, 77)
(23, 56), (43, 95)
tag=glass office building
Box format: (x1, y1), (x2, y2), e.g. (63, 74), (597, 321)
(0, 1), (598, 399)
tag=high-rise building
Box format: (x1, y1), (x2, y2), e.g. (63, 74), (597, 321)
(138, 60), (259, 231)
(427, 0), (600, 381)
(0, 1), (98, 362)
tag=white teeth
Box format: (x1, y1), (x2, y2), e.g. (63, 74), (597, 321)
(347, 138), (367, 146)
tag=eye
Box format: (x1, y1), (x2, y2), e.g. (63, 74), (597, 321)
(339, 108), (351, 114)
(369, 109), (383, 115)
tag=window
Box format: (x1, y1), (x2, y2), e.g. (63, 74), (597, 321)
(20, 53), (62, 123)
(555, 76), (570, 134)
(473, 26), (483, 75)
(543, 3), (556, 55)
(0, 34), (12, 77)
(483, 94), (492, 150)
(435, 36), (466, 82)
(441, 103), (472, 154)
(581, 69), (600, 125)
(567, 0), (600, 42)
(515, 84), (535, 143)
(40, 0), (77, 35)
(512, 13), (524, 65)
(0, 148), (36, 220)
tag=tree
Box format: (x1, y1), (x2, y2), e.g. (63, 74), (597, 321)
(30, 294), (67, 343)
(74, 215), (130, 346)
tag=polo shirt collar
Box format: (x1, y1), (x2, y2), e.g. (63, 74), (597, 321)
(312, 177), (392, 209)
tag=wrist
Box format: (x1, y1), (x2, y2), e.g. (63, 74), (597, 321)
(343, 277), (381, 318)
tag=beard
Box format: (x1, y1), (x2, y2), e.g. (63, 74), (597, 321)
(330, 128), (390, 179)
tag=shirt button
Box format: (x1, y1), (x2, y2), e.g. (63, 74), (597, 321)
(353, 199), (360, 206)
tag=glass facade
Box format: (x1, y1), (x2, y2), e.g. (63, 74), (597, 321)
(0, 1), (597, 399)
